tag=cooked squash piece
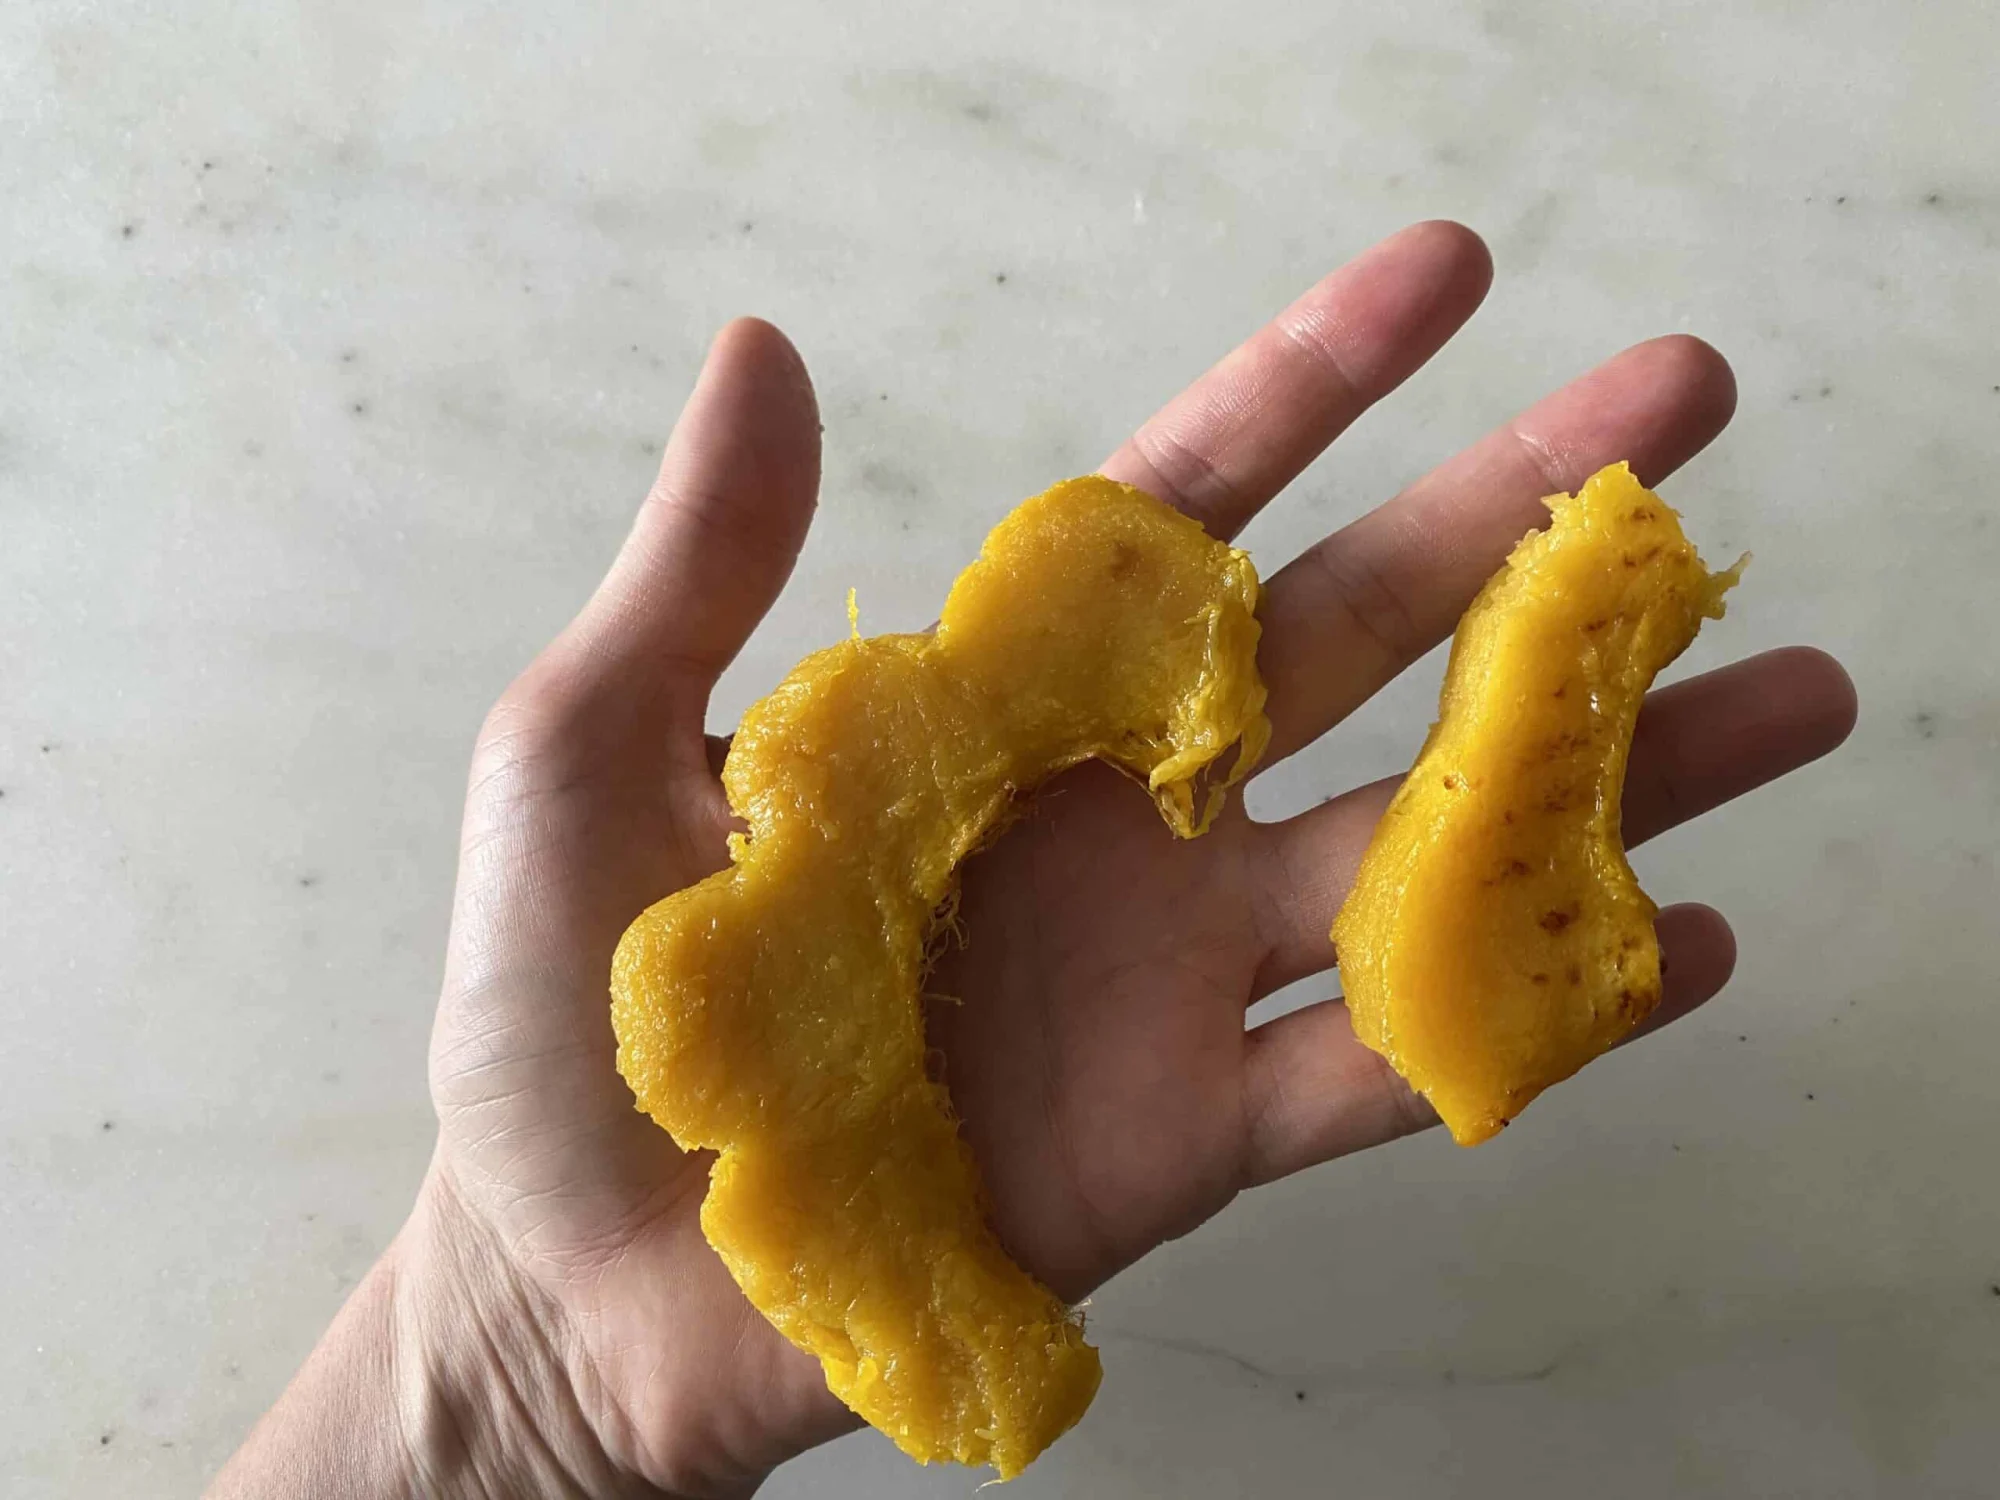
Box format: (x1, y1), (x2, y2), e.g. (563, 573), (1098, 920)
(611, 477), (1269, 1477)
(1331, 462), (1741, 1146)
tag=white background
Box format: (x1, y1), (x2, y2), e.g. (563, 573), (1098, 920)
(3, 2), (1994, 1495)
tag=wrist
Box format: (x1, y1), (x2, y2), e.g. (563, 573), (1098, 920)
(385, 1164), (680, 1500)
(208, 1161), (693, 1500)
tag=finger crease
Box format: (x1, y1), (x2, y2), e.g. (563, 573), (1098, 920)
(1239, 1040), (1294, 1190)
(1304, 535), (1427, 669)
(1503, 419), (1571, 495)
(1272, 309), (1363, 408)
(1126, 421), (1243, 527)
(1629, 730), (1687, 841)
(1365, 1043), (1435, 1141)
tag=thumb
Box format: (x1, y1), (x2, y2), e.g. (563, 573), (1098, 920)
(432, 321), (820, 1224)
(553, 316), (821, 728)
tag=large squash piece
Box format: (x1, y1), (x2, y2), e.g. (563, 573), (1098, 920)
(611, 477), (1269, 1478)
(1332, 462), (1742, 1146)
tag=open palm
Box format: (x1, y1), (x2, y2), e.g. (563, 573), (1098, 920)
(423, 222), (1855, 1496)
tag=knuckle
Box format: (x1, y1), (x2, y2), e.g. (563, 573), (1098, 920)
(475, 654), (602, 780)
(481, 660), (567, 749)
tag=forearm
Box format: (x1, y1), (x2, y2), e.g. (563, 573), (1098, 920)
(206, 1240), (423, 1499)
(207, 1169), (669, 1500)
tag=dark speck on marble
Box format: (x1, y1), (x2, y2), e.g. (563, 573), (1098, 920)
(1294, 1390), (1306, 1401)
(994, 271), (1008, 285)
(962, 101), (996, 123)
(339, 349), (357, 364)
(119, 221), (137, 238)
(1913, 710), (1937, 739)
(739, 220), (755, 234)
(99, 1431), (113, 1447)
(1834, 195), (1847, 205)
(349, 400), (368, 416)
(101, 1119), (114, 1131)
(41, 741), (56, 753)
(298, 873), (321, 888)
(1805, 1092), (1816, 1101)
(1924, 191), (1941, 205)
(860, 458), (925, 502)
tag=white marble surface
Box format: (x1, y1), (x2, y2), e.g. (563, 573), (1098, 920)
(3, 2), (1996, 1495)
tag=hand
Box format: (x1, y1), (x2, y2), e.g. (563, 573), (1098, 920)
(213, 221), (1856, 1499)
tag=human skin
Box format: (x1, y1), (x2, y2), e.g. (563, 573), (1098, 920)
(208, 221), (1858, 1499)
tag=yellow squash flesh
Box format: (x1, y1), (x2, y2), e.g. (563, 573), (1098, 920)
(1331, 462), (1741, 1146)
(611, 477), (1269, 1477)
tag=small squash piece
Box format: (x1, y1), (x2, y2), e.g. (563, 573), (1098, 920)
(611, 477), (1269, 1477)
(1331, 462), (1742, 1146)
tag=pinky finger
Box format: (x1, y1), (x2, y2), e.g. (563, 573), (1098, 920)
(1237, 902), (1736, 1187)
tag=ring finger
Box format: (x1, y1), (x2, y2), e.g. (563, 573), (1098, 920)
(1247, 645), (1859, 1000)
